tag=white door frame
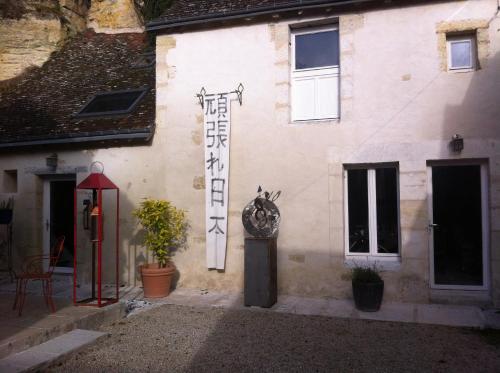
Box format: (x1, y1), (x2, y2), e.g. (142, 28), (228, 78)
(427, 161), (490, 291)
(43, 175), (76, 274)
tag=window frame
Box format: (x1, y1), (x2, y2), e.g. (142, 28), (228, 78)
(290, 24), (340, 122)
(447, 34), (476, 71)
(343, 163), (401, 259)
(75, 88), (148, 118)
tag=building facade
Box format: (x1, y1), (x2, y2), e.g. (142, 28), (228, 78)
(150, 0), (500, 305)
(1, 0), (499, 306)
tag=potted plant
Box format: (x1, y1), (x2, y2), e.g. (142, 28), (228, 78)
(0, 197), (14, 224)
(351, 264), (384, 312)
(133, 198), (187, 298)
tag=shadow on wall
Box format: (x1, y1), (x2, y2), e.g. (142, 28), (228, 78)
(437, 50), (500, 299)
(88, 149), (191, 291)
(80, 148), (150, 289)
(440, 50), (500, 153)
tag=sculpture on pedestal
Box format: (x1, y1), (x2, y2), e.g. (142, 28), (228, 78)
(242, 186), (281, 307)
(242, 186), (281, 238)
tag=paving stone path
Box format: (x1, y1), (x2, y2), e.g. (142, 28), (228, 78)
(47, 304), (500, 373)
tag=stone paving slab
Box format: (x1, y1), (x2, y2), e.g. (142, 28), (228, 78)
(147, 287), (497, 329)
(0, 329), (107, 373)
(415, 303), (484, 327)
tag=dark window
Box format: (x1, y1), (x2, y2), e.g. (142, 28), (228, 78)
(346, 165), (400, 255)
(295, 30), (339, 70)
(432, 165), (483, 286)
(376, 168), (399, 254)
(348, 169), (369, 253)
(76, 89), (147, 118)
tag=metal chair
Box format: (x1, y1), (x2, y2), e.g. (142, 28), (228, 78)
(13, 236), (65, 316)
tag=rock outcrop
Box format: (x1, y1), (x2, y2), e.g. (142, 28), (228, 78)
(0, 0), (144, 81)
(0, 0), (90, 81)
(88, 0), (142, 33)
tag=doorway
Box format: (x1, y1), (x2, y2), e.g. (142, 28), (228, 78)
(428, 162), (489, 290)
(43, 176), (76, 273)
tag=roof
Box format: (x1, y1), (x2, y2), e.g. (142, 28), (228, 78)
(0, 31), (155, 148)
(147, 0), (451, 32)
(77, 172), (119, 190)
(162, 0), (340, 18)
(149, 0), (367, 31)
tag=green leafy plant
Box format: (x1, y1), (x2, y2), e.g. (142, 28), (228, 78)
(133, 199), (187, 268)
(0, 197), (14, 210)
(351, 265), (382, 283)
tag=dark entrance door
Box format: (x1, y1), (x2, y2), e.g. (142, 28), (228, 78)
(50, 179), (76, 270)
(431, 165), (484, 287)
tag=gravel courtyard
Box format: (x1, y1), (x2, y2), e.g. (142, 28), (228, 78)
(48, 304), (500, 373)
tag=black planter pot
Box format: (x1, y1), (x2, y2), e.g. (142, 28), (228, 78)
(352, 280), (384, 312)
(0, 209), (12, 224)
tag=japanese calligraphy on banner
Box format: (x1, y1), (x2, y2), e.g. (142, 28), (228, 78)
(204, 93), (231, 270)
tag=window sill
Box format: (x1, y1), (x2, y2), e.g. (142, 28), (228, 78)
(447, 67), (476, 73)
(289, 118), (340, 126)
(344, 256), (401, 272)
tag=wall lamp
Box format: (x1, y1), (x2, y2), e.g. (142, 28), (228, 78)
(450, 134), (464, 153)
(46, 153), (58, 169)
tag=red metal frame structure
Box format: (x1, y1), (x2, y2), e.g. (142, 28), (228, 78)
(74, 166), (119, 307)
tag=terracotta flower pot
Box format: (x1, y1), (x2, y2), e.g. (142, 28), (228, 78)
(140, 262), (176, 298)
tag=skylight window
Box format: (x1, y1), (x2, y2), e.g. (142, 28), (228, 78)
(76, 89), (148, 118)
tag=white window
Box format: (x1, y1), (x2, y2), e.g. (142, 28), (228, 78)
(344, 165), (400, 257)
(291, 26), (339, 121)
(447, 34), (476, 71)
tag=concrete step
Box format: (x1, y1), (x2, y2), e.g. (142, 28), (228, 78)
(0, 294), (125, 359)
(0, 329), (107, 372)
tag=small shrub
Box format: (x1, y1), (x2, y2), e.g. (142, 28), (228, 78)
(0, 197), (14, 210)
(133, 199), (187, 268)
(351, 265), (382, 283)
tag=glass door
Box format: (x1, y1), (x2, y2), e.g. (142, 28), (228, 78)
(429, 163), (488, 289)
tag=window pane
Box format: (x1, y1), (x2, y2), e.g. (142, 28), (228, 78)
(348, 169), (369, 253)
(291, 77), (315, 120)
(376, 168), (399, 254)
(80, 91), (144, 115)
(295, 30), (339, 70)
(450, 41), (471, 68)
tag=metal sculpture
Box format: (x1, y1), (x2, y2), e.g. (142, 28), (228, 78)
(242, 186), (281, 238)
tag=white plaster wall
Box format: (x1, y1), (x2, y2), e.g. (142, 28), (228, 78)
(153, 0), (500, 304)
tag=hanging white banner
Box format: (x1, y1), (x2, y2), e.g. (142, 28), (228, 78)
(203, 93), (231, 270)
